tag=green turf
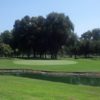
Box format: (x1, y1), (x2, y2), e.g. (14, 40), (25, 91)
(14, 60), (77, 65)
(0, 58), (100, 72)
(0, 75), (100, 100)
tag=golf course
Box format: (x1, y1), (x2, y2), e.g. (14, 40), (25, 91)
(0, 58), (100, 72)
(0, 0), (100, 99)
(0, 58), (100, 100)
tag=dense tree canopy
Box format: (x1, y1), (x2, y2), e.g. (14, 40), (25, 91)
(0, 12), (100, 59)
(80, 29), (100, 57)
(12, 12), (74, 59)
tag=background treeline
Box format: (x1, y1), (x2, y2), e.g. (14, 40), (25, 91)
(0, 12), (100, 59)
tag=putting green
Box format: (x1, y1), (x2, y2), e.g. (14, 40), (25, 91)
(14, 60), (77, 65)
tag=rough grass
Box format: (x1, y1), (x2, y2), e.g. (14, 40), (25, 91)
(0, 75), (100, 100)
(0, 58), (100, 72)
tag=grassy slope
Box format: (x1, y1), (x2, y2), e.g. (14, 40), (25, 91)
(0, 58), (100, 72)
(0, 75), (100, 100)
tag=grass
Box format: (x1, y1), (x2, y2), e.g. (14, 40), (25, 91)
(0, 58), (100, 72)
(0, 58), (100, 100)
(0, 75), (100, 100)
(14, 60), (77, 65)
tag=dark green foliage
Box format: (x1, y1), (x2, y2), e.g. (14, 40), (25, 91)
(0, 30), (13, 45)
(12, 12), (74, 59)
(0, 43), (13, 57)
(46, 12), (74, 59)
(0, 12), (100, 58)
(80, 29), (100, 57)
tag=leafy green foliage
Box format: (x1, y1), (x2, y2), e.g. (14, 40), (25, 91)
(0, 43), (13, 57)
(12, 12), (74, 59)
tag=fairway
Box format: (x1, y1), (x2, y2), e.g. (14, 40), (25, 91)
(0, 58), (100, 72)
(14, 60), (77, 65)
(0, 75), (100, 100)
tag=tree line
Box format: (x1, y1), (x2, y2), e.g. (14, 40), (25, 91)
(0, 12), (100, 59)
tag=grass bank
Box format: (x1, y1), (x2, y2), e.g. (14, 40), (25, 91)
(0, 75), (100, 100)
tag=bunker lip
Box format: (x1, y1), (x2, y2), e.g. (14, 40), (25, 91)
(0, 69), (100, 78)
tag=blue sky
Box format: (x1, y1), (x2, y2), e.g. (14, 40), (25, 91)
(0, 0), (100, 36)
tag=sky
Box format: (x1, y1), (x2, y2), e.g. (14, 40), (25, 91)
(0, 0), (100, 36)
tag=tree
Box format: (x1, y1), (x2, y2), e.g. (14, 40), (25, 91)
(79, 40), (91, 57)
(80, 29), (100, 57)
(12, 13), (74, 59)
(46, 12), (74, 59)
(92, 28), (100, 41)
(34, 16), (47, 58)
(65, 32), (79, 58)
(13, 16), (32, 57)
(80, 31), (92, 57)
(0, 30), (13, 46)
(0, 43), (13, 57)
(0, 36), (3, 43)
(81, 31), (92, 40)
